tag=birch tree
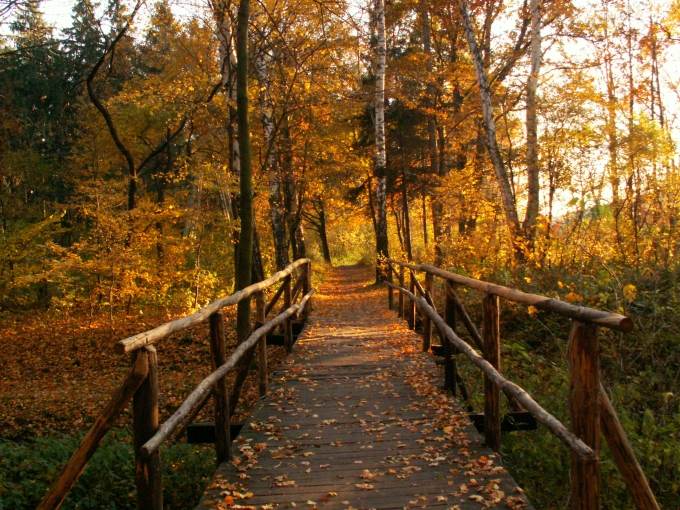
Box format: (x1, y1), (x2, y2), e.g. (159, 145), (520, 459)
(373, 0), (389, 278)
(523, 0), (542, 244)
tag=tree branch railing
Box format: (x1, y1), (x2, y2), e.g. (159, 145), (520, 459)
(38, 258), (314, 510)
(384, 259), (659, 510)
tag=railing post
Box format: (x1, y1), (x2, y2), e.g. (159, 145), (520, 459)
(443, 281), (457, 393)
(387, 263), (394, 310)
(284, 275), (293, 352)
(408, 272), (416, 330)
(568, 321), (600, 510)
(398, 265), (405, 319)
(133, 346), (162, 510)
(255, 291), (267, 397)
(303, 261), (312, 317)
(482, 293), (501, 452)
(422, 272), (433, 351)
(209, 311), (231, 463)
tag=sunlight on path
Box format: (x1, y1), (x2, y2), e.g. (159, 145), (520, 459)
(197, 265), (531, 509)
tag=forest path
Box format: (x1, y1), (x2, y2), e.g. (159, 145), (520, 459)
(197, 265), (530, 509)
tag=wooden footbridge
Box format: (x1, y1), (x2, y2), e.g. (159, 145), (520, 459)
(38, 260), (660, 510)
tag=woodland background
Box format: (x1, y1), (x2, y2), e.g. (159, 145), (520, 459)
(0, 0), (679, 507)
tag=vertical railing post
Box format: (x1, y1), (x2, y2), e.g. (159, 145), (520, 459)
(209, 311), (231, 463)
(408, 272), (416, 330)
(398, 265), (405, 318)
(133, 346), (162, 510)
(482, 293), (501, 451)
(387, 263), (394, 310)
(255, 291), (267, 397)
(283, 275), (293, 352)
(303, 260), (312, 316)
(568, 321), (600, 510)
(443, 281), (457, 394)
(422, 272), (433, 351)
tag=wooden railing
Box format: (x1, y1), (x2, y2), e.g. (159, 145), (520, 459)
(38, 259), (314, 510)
(384, 259), (659, 510)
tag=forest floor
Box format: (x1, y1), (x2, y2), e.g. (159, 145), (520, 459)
(0, 303), (288, 440)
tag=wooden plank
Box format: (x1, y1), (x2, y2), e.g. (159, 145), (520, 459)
(133, 346), (162, 510)
(568, 321), (600, 510)
(209, 312), (231, 462)
(37, 354), (149, 510)
(482, 293), (501, 452)
(198, 265), (532, 510)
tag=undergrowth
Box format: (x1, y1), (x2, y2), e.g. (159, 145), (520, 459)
(449, 263), (680, 508)
(0, 430), (213, 509)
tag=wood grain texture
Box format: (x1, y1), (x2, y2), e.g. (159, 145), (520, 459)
(568, 321), (600, 510)
(197, 266), (532, 510)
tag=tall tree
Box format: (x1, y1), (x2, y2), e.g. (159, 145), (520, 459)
(234, 0), (253, 339)
(523, 0), (542, 245)
(373, 0), (389, 279)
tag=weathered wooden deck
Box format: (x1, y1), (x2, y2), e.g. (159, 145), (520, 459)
(197, 265), (530, 509)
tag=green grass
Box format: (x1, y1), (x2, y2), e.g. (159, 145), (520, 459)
(0, 430), (214, 509)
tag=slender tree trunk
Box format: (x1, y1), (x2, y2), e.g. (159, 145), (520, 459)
(401, 170), (413, 260)
(235, 0), (252, 334)
(254, 49), (288, 269)
(457, 0), (522, 256)
(392, 200), (405, 254)
(373, 0), (389, 280)
(316, 200), (332, 264)
(421, 194), (428, 246)
(523, 0), (541, 246)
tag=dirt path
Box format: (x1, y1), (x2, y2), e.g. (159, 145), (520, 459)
(198, 265), (530, 509)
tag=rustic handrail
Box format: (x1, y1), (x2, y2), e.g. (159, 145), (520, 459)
(37, 352), (151, 510)
(388, 260), (632, 332)
(384, 259), (659, 510)
(39, 259), (314, 510)
(387, 282), (595, 459)
(140, 297), (310, 457)
(118, 258), (311, 353)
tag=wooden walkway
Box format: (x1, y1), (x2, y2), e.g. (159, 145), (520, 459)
(198, 265), (531, 510)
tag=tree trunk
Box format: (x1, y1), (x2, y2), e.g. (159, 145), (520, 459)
(421, 194), (428, 246)
(254, 47), (288, 270)
(235, 0), (253, 337)
(522, 0), (541, 246)
(314, 199), (332, 264)
(457, 0), (522, 255)
(373, 0), (389, 280)
(401, 170), (413, 260)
